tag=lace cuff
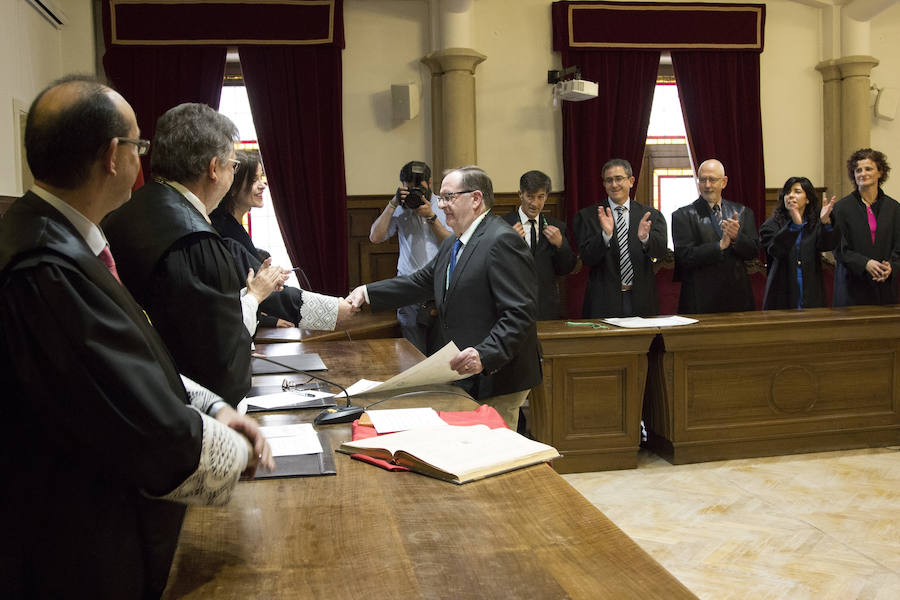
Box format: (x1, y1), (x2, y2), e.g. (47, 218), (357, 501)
(298, 290), (339, 331)
(156, 409), (250, 506)
(180, 374), (225, 415)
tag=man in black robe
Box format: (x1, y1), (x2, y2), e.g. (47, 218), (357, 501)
(104, 104), (355, 407)
(101, 105), (272, 406)
(672, 159), (759, 314)
(0, 76), (272, 599)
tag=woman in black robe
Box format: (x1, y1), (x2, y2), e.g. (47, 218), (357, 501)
(831, 148), (900, 306)
(760, 176), (838, 309)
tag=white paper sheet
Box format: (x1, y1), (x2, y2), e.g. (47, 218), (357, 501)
(366, 407), (450, 434)
(259, 423), (323, 457)
(246, 390), (334, 409)
(602, 315), (698, 328)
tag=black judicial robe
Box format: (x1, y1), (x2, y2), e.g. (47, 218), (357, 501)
(210, 206), (262, 260)
(831, 189), (900, 307)
(759, 216), (840, 310)
(672, 198), (759, 314)
(103, 180), (251, 406)
(0, 192), (202, 598)
(223, 237), (306, 327)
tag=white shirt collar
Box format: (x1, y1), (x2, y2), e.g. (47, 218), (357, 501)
(607, 197), (631, 213)
(458, 209), (490, 246)
(517, 206), (539, 225)
(158, 178), (212, 224)
(30, 185), (108, 255)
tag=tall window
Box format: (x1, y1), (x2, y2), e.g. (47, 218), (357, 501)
(645, 75), (694, 249)
(219, 80), (300, 287)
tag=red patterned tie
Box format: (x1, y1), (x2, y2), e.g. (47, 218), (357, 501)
(98, 245), (122, 284)
(867, 205), (877, 244)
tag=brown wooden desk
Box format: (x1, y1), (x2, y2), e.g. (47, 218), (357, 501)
(644, 306), (900, 464)
(531, 320), (658, 473)
(254, 310), (399, 343)
(164, 339), (694, 599)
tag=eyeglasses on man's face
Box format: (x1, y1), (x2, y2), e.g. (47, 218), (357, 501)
(223, 158), (241, 172)
(603, 176), (628, 185)
(697, 177), (723, 185)
(439, 189), (476, 204)
(116, 137), (150, 156)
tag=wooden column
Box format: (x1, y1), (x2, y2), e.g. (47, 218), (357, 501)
(836, 55), (879, 196)
(815, 60), (842, 199)
(421, 48), (485, 178)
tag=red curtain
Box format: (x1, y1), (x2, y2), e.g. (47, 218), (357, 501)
(557, 50), (661, 317)
(672, 51), (766, 226)
(239, 46), (348, 295)
(103, 47), (227, 177)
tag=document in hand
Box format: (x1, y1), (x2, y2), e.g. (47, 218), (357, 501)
(337, 425), (561, 484)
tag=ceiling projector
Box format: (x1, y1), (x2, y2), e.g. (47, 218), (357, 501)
(554, 79), (598, 102)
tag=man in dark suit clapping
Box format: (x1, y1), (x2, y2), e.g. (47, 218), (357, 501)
(502, 170), (577, 320)
(348, 166), (541, 429)
(574, 158), (668, 318)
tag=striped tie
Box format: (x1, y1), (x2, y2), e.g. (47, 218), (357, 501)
(616, 206), (633, 287)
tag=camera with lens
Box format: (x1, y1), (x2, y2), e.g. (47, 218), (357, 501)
(398, 162), (429, 209)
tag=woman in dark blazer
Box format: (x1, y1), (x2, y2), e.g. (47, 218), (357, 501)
(831, 148), (900, 306)
(760, 177), (838, 309)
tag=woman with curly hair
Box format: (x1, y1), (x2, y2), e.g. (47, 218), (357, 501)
(831, 148), (900, 306)
(760, 176), (838, 309)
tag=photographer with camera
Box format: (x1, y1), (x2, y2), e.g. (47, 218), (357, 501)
(369, 161), (451, 353)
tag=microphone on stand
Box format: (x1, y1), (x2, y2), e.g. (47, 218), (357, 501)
(251, 354), (364, 425)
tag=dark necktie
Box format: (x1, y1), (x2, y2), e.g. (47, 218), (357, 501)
(448, 238), (463, 286)
(528, 219), (537, 255)
(712, 204), (722, 224)
(615, 206), (634, 287)
(98, 245), (122, 284)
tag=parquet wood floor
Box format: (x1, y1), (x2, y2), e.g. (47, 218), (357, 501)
(564, 446), (900, 599)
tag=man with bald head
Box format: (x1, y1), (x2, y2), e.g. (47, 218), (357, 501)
(672, 159), (759, 313)
(0, 76), (271, 598)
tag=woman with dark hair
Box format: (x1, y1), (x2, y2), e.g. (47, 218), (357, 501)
(760, 177), (838, 309)
(831, 148), (900, 306)
(210, 149), (266, 259)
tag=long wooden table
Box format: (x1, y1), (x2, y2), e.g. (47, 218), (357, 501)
(644, 305), (900, 464)
(163, 339), (695, 599)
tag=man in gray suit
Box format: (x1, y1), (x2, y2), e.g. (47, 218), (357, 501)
(348, 166), (541, 429)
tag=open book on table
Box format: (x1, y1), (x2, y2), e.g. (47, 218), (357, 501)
(337, 424), (561, 484)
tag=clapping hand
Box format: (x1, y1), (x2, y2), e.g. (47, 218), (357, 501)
(820, 195), (837, 224)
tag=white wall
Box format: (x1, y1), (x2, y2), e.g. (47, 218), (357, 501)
(870, 1), (900, 198)
(0, 0), (95, 196)
(759, 0), (824, 189)
(341, 0), (835, 195)
(342, 0), (434, 195)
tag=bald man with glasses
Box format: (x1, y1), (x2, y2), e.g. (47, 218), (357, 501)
(672, 159), (759, 314)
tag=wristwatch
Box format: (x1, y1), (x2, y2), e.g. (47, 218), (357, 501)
(426, 214), (437, 224)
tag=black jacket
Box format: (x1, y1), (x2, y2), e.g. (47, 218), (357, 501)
(573, 200), (667, 317)
(760, 216), (839, 309)
(831, 189), (900, 307)
(501, 210), (577, 320)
